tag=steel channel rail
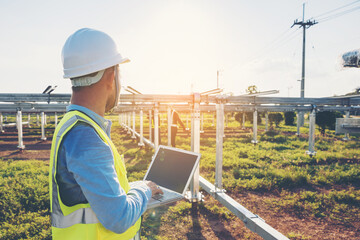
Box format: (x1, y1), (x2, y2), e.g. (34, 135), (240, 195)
(1, 93), (359, 106)
(115, 104), (356, 113)
(199, 176), (289, 240)
(0, 103), (68, 113)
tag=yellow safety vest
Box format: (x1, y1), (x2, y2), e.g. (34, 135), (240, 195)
(49, 110), (141, 240)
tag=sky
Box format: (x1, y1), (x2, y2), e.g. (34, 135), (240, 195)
(0, 0), (359, 97)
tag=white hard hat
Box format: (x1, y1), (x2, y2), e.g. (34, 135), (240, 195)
(62, 28), (129, 79)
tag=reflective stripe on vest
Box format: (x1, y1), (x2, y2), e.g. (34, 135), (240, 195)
(49, 110), (140, 240)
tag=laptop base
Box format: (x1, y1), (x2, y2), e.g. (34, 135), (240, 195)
(146, 186), (184, 209)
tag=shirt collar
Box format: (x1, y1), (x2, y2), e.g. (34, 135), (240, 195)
(66, 104), (112, 136)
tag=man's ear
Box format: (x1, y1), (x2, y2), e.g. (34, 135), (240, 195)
(103, 67), (115, 90)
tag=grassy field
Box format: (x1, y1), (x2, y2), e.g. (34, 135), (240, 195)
(0, 113), (359, 239)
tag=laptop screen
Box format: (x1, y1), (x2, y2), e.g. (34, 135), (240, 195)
(144, 146), (199, 194)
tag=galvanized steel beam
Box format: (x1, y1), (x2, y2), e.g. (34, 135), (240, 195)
(215, 102), (225, 191)
(16, 111), (25, 149)
(138, 109), (145, 147)
(199, 176), (289, 240)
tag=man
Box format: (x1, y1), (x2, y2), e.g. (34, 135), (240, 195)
(149, 109), (161, 145)
(169, 108), (187, 147)
(49, 28), (162, 240)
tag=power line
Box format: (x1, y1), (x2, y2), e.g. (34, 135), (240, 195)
(312, 0), (360, 19)
(317, 5), (360, 22)
(228, 28), (301, 71)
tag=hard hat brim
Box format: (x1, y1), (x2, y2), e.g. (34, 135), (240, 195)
(63, 54), (130, 79)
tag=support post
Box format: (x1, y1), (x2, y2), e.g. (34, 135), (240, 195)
(27, 114), (31, 128)
(343, 111), (350, 141)
(167, 106), (172, 146)
(139, 109), (145, 147)
(296, 111), (301, 136)
(55, 112), (58, 128)
(132, 111), (136, 139)
(0, 113), (4, 133)
(215, 102), (225, 191)
(265, 112), (269, 132)
(298, 111), (304, 127)
(45, 113), (47, 126)
(251, 109), (258, 144)
(200, 113), (204, 133)
(127, 113), (131, 134)
(242, 112), (245, 130)
(225, 113), (228, 128)
(187, 93), (202, 202)
(17, 110), (25, 149)
(125, 113), (128, 126)
(154, 103), (159, 149)
(149, 109), (152, 143)
(16, 112), (19, 130)
(41, 112), (47, 141)
(190, 110), (194, 151)
(306, 109), (316, 156)
(37, 114), (40, 126)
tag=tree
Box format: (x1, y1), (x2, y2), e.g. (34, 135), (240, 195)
(345, 87), (360, 96)
(246, 85), (258, 94)
(284, 112), (296, 126)
(316, 111), (343, 134)
(268, 113), (284, 127)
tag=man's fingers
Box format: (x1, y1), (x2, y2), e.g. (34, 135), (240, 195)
(145, 181), (163, 196)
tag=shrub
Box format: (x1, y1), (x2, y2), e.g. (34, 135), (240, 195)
(284, 112), (296, 126)
(268, 112), (284, 127)
(316, 111), (343, 134)
(245, 112), (262, 124)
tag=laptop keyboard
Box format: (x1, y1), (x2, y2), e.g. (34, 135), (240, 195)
(151, 187), (182, 202)
(152, 194), (163, 200)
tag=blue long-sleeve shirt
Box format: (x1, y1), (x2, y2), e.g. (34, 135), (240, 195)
(57, 104), (151, 234)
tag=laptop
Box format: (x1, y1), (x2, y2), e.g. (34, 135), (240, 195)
(143, 145), (201, 209)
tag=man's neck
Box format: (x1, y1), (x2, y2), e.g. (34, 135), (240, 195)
(71, 92), (106, 117)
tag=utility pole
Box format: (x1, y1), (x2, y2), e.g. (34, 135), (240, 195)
(217, 70), (223, 89)
(291, 3), (317, 125)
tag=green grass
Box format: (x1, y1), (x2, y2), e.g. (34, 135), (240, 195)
(265, 188), (360, 222)
(0, 114), (359, 239)
(0, 159), (50, 240)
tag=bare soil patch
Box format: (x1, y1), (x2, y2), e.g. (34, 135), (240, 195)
(0, 126), (53, 161)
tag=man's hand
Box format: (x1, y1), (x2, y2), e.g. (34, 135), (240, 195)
(145, 180), (163, 197)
